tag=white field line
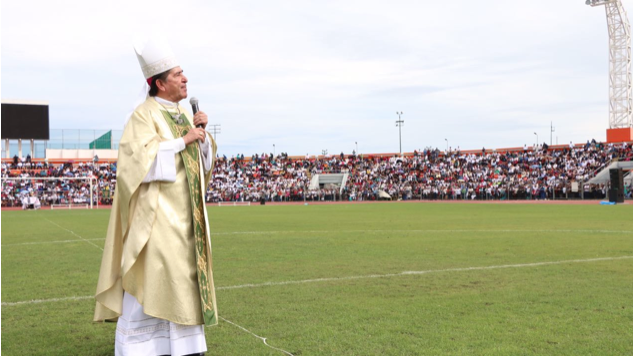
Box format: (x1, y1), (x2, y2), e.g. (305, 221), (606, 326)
(210, 229), (633, 236)
(44, 219), (104, 251)
(3, 255), (631, 307)
(219, 317), (295, 356)
(3, 228), (630, 248)
(217, 255), (633, 290)
(2, 295), (94, 306)
(2, 238), (105, 247)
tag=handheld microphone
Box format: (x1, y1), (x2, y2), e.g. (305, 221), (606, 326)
(189, 97), (203, 128)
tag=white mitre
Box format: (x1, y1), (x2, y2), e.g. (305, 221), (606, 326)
(134, 38), (179, 79)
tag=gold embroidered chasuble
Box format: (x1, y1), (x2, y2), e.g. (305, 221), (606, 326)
(94, 97), (218, 326)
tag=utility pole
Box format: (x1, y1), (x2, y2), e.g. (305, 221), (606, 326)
(550, 121), (555, 145)
(208, 124), (221, 141)
(395, 111), (404, 154)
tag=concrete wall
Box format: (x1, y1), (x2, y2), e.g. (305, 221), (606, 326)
(45, 149), (118, 160)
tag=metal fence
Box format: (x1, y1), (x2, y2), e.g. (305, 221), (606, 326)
(47, 129), (123, 150)
(2, 130), (123, 159)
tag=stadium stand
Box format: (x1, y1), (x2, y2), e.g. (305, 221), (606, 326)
(2, 140), (632, 207)
(1, 160), (115, 208)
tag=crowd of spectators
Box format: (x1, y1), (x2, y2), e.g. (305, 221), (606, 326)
(209, 152), (311, 202)
(1, 159), (116, 208)
(340, 140), (632, 201)
(2, 140), (632, 208)
(208, 140), (632, 203)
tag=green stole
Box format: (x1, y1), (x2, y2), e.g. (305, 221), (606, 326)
(160, 110), (216, 326)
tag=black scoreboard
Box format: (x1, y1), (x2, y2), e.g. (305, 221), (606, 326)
(1, 101), (50, 140)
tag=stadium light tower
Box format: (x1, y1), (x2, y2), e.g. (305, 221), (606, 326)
(395, 111), (404, 154)
(587, 0), (633, 142)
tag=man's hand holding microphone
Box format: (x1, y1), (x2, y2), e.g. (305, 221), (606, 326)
(183, 97), (208, 145)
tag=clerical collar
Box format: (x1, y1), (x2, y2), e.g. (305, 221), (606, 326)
(154, 96), (178, 107)
(154, 97), (183, 124)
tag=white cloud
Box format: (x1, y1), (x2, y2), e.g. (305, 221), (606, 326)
(2, 0), (629, 155)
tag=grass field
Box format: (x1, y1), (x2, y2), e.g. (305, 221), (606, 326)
(2, 202), (632, 355)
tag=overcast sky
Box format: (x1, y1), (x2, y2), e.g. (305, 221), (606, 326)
(2, 0), (628, 156)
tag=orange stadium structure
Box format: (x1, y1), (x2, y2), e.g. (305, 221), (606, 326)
(607, 127), (633, 143)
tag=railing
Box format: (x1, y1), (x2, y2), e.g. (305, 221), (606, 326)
(47, 129), (123, 150)
(3, 130), (124, 159)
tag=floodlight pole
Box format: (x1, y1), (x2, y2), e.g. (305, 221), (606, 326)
(587, 0), (633, 131)
(534, 132), (538, 146)
(395, 111), (404, 154)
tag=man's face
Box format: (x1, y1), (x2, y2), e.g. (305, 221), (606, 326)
(159, 66), (188, 102)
